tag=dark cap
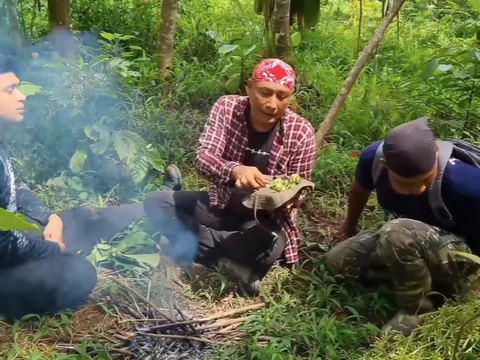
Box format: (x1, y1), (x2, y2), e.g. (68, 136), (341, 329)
(383, 117), (437, 178)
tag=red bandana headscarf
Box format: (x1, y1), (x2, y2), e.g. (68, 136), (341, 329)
(250, 58), (295, 90)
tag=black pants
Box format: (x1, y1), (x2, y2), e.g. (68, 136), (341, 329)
(0, 215), (99, 321)
(0, 253), (98, 320)
(143, 190), (287, 279)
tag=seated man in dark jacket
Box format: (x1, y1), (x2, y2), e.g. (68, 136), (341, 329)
(326, 118), (480, 337)
(0, 52), (97, 320)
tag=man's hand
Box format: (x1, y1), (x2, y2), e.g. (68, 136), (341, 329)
(337, 219), (359, 240)
(231, 166), (268, 189)
(44, 214), (65, 250)
(284, 189), (309, 210)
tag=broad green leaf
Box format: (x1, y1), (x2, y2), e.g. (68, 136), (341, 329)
(69, 150), (87, 174)
(90, 139), (110, 155)
(243, 44), (256, 57)
(231, 55), (243, 64)
(18, 83), (43, 97)
(232, 38), (252, 46)
(118, 130), (146, 146)
(128, 154), (149, 184)
(0, 208), (41, 233)
(83, 126), (97, 141)
(453, 71), (469, 79)
(291, 32), (302, 47)
(79, 192), (88, 200)
(117, 231), (155, 253)
(46, 176), (65, 187)
(218, 44), (240, 55)
(92, 123), (111, 141)
(100, 32), (115, 41)
(124, 254), (160, 269)
(145, 146), (165, 172)
(114, 131), (138, 162)
(66, 177), (83, 191)
(112, 132), (129, 160)
(225, 74), (241, 94)
(119, 34), (135, 41)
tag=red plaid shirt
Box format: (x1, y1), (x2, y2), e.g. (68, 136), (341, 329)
(195, 95), (316, 263)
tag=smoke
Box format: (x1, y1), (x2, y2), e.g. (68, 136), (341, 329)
(0, 16), (200, 266)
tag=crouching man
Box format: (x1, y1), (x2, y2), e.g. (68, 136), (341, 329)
(326, 118), (480, 337)
(145, 59), (316, 296)
(0, 52), (97, 320)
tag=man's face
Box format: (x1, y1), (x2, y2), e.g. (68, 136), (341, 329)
(387, 154), (438, 195)
(0, 72), (26, 122)
(246, 81), (293, 126)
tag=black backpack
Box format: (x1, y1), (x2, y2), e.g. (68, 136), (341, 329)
(371, 137), (480, 229)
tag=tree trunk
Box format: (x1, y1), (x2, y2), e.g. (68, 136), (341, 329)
(297, 12), (304, 31)
(47, 0), (71, 31)
(47, 0), (74, 59)
(264, 0), (274, 56)
(5, 0), (23, 50)
(157, 0), (179, 77)
(314, 0), (407, 149)
(270, 0), (292, 59)
(356, 0), (363, 56)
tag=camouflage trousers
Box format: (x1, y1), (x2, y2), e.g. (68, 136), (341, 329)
(326, 219), (480, 314)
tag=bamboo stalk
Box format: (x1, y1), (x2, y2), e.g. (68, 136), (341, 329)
(195, 317), (250, 331)
(146, 303), (264, 332)
(214, 322), (243, 335)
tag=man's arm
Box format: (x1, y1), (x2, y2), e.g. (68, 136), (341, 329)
(340, 142), (379, 237)
(341, 182), (372, 236)
(0, 228), (62, 267)
(286, 123), (316, 180)
(195, 97), (242, 185)
(282, 123), (316, 211)
(0, 172), (61, 264)
(16, 182), (55, 226)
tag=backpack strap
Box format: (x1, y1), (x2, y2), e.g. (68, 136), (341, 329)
(371, 141), (385, 186)
(371, 139), (456, 229)
(428, 140), (455, 229)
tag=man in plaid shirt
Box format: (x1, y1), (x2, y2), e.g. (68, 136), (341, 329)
(145, 59), (316, 296)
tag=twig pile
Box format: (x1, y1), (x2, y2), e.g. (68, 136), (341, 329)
(124, 303), (265, 359)
(97, 274), (266, 359)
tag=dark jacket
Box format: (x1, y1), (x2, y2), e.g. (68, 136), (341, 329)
(0, 146), (61, 267)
